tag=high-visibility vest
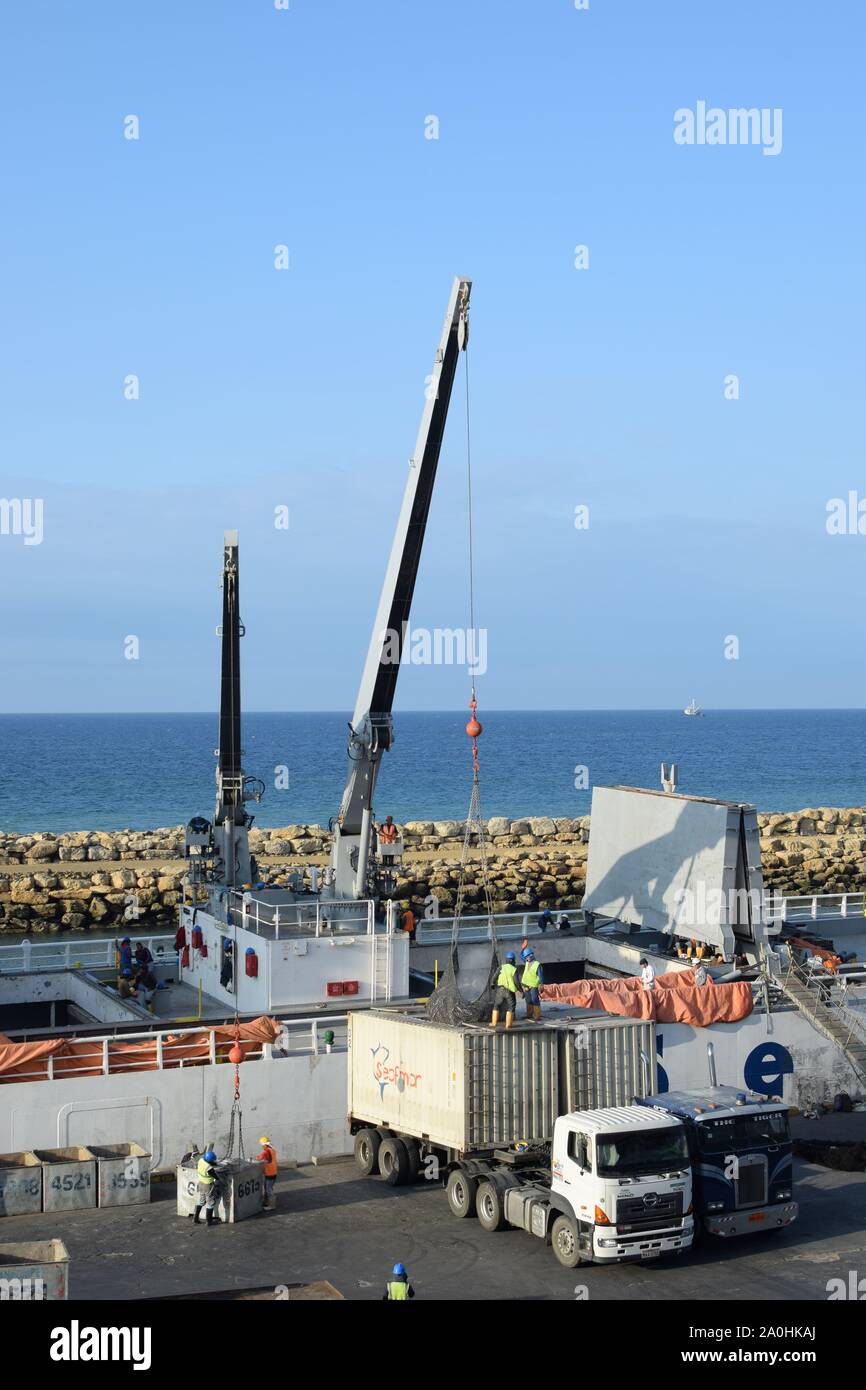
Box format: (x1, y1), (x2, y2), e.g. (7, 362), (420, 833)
(522, 960), (541, 989)
(259, 1145), (277, 1177)
(197, 1157), (215, 1185)
(387, 1280), (409, 1301)
(497, 963), (518, 991)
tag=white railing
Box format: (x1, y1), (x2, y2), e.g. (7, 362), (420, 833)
(222, 893), (376, 939)
(415, 909), (583, 946)
(0, 1014), (350, 1084)
(0, 933), (176, 975)
(771, 892), (866, 924)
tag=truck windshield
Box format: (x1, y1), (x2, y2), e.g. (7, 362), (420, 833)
(696, 1111), (790, 1153)
(595, 1128), (688, 1178)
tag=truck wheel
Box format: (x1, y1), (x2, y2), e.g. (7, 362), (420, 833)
(551, 1215), (582, 1269)
(354, 1128), (381, 1176)
(476, 1179), (508, 1232)
(401, 1137), (422, 1183)
(446, 1168), (478, 1219)
(379, 1137), (409, 1186)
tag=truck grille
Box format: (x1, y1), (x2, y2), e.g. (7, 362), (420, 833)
(735, 1159), (767, 1209)
(616, 1191), (683, 1232)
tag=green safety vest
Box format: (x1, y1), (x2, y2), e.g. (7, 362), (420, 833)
(197, 1157), (215, 1185)
(522, 960), (540, 988)
(387, 1280), (409, 1301)
(497, 963), (518, 991)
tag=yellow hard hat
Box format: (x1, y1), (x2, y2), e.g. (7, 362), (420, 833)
(259, 1135), (271, 1145)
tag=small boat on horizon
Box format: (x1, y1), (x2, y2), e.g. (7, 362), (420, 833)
(683, 698), (704, 717)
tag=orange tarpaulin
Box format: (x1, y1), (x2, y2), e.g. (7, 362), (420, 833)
(0, 1016), (283, 1084)
(540, 973), (753, 1025)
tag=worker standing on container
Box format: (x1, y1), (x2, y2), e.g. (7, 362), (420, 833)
(194, 1149), (221, 1227)
(490, 950), (521, 1029)
(520, 949), (544, 1022)
(383, 1262), (415, 1300)
(256, 1135), (278, 1210)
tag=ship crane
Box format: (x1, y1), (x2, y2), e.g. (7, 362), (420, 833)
(185, 530), (265, 896)
(330, 276), (471, 900)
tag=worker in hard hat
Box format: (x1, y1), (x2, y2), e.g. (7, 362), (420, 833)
(117, 967), (135, 999)
(490, 951), (521, 1030)
(383, 1262), (415, 1300)
(520, 949), (544, 1022)
(194, 1149), (222, 1227)
(379, 815), (399, 865)
(256, 1135), (278, 1210)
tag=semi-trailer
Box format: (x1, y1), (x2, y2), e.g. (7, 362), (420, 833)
(348, 1008), (694, 1267)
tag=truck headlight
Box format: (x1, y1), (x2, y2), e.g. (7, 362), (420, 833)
(597, 1238), (617, 1248)
(706, 1201), (724, 1212)
(775, 1189), (791, 1200)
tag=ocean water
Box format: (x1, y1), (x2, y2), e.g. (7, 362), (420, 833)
(0, 710), (864, 835)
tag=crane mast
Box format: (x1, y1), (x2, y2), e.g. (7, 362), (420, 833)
(331, 276), (471, 899)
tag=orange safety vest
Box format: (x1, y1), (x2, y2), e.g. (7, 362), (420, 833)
(402, 910), (415, 933)
(259, 1144), (277, 1177)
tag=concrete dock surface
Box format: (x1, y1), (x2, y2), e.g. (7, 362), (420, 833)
(2, 1157), (864, 1302)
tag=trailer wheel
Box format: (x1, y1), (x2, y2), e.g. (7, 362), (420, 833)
(354, 1128), (382, 1176)
(401, 1137), (422, 1183)
(379, 1137), (410, 1186)
(551, 1215), (582, 1269)
(446, 1168), (478, 1219)
(476, 1179), (508, 1232)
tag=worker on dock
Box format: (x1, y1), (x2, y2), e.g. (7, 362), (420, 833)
(194, 1149), (222, 1227)
(639, 958), (656, 991)
(383, 1262), (415, 1300)
(537, 907), (553, 934)
(400, 903), (416, 942)
(134, 941), (154, 970)
(118, 937), (133, 973)
(490, 950), (521, 1029)
(691, 959), (709, 987)
(256, 1135), (278, 1209)
(520, 948), (544, 1021)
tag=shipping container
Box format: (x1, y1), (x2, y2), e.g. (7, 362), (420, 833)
(91, 1143), (151, 1209)
(348, 1008), (656, 1156)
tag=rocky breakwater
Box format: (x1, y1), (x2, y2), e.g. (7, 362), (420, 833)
(1, 806), (865, 936)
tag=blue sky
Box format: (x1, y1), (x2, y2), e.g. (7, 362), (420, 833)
(1, 1), (864, 712)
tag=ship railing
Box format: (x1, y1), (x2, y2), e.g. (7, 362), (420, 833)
(770, 891), (866, 924)
(0, 933), (177, 975)
(0, 1014), (350, 1083)
(416, 909), (584, 946)
(224, 893), (378, 939)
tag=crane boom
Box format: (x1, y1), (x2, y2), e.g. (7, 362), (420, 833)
(332, 275), (471, 899)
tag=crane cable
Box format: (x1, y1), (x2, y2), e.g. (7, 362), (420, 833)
(450, 329), (497, 954)
(224, 551), (245, 1161)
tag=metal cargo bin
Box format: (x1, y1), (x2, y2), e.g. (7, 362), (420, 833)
(560, 1016), (656, 1111)
(176, 1158), (263, 1223)
(0, 1239), (69, 1300)
(90, 1143), (151, 1208)
(0, 1152), (42, 1218)
(348, 1010), (560, 1153)
(34, 1147), (96, 1213)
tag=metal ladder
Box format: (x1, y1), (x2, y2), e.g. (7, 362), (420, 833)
(768, 955), (866, 1088)
(371, 908), (394, 1003)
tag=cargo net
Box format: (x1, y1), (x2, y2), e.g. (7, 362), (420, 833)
(425, 767), (500, 1025)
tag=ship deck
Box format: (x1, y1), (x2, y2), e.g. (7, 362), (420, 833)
(2, 1155), (864, 1302)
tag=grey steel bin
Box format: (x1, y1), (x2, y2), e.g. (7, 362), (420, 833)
(90, 1143), (151, 1208)
(34, 1147), (97, 1213)
(0, 1152), (42, 1217)
(0, 1239), (69, 1300)
(177, 1156), (263, 1223)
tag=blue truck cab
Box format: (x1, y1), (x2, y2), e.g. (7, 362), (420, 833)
(635, 1086), (798, 1237)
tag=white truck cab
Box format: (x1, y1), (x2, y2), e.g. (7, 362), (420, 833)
(548, 1106), (694, 1265)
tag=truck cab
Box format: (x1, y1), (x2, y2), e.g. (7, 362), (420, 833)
(635, 1087), (798, 1237)
(547, 1106), (694, 1265)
